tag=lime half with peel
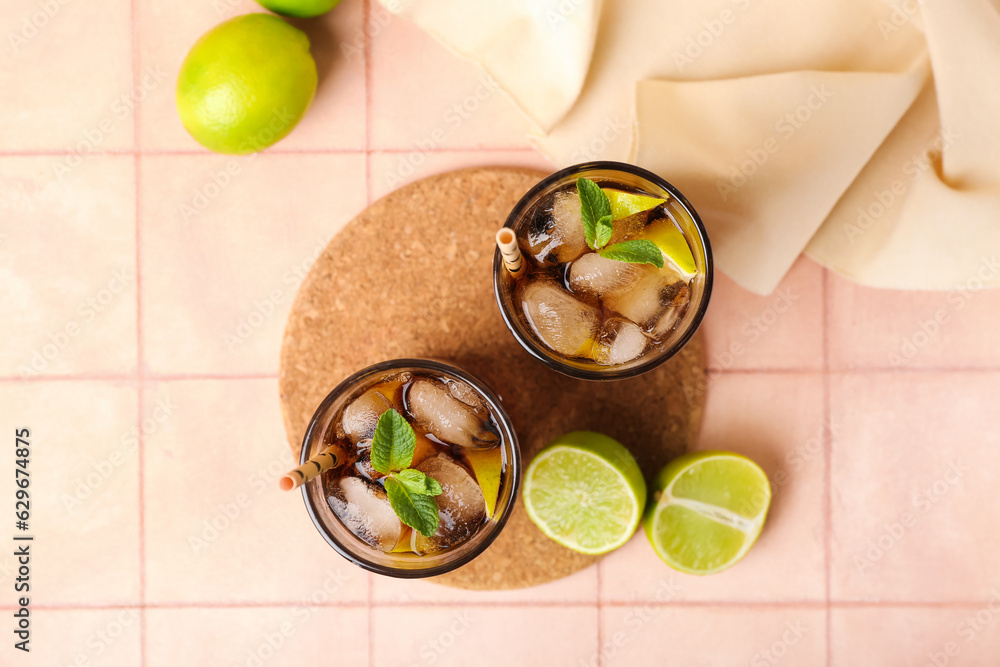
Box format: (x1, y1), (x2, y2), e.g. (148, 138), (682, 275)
(523, 431), (646, 555)
(603, 188), (666, 221)
(644, 451), (770, 575)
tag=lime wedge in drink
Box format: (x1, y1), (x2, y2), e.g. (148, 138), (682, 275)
(642, 219), (698, 279)
(464, 448), (502, 517)
(602, 188), (666, 221)
(644, 451), (771, 575)
(523, 431), (646, 555)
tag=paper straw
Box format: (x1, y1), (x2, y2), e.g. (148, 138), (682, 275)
(279, 443), (347, 491)
(496, 228), (527, 279)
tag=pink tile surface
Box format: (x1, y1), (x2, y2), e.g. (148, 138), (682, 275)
(702, 256), (825, 371)
(0, 1), (134, 151)
(143, 379), (368, 604)
(0, 156), (137, 377)
(146, 607), (367, 667)
(601, 606), (826, 667)
(30, 608), (142, 667)
(368, 4), (534, 151)
(830, 372), (1000, 602)
(368, 148), (553, 201)
(372, 606), (598, 667)
(4, 0), (1000, 664)
(831, 605), (1000, 667)
(0, 382), (141, 605)
(828, 268), (1000, 370)
(373, 563), (597, 604)
(140, 152), (366, 375)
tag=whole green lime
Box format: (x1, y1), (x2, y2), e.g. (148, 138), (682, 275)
(255, 0), (343, 18)
(176, 14), (317, 155)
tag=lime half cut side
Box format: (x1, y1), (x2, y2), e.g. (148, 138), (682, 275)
(523, 432), (646, 555)
(644, 451), (771, 575)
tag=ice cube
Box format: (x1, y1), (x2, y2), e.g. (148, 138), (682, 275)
(411, 454), (487, 554)
(650, 282), (690, 338)
(342, 388), (392, 444)
(523, 190), (588, 264)
(353, 440), (385, 480)
(604, 264), (686, 332)
(519, 280), (600, 358)
(606, 210), (653, 246)
(408, 379), (500, 449)
(447, 379), (488, 415)
(328, 476), (402, 552)
(592, 317), (649, 366)
(568, 252), (642, 298)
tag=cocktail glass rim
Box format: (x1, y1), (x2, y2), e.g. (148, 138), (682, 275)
(299, 358), (521, 578)
(493, 160), (714, 381)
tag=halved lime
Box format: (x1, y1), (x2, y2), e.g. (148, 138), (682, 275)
(642, 219), (698, 279)
(603, 188), (666, 221)
(644, 451), (771, 575)
(523, 431), (646, 555)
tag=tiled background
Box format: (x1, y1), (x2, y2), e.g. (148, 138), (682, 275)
(2, 1), (1000, 665)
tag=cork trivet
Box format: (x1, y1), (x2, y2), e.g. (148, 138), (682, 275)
(279, 167), (706, 589)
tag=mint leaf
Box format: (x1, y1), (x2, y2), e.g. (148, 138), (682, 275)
(385, 477), (440, 537)
(578, 178), (613, 250)
(393, 469), (443, 496)
(598, 240), (665, 268)
(595, 214), (613, 249)
(371, 409), (416, 475)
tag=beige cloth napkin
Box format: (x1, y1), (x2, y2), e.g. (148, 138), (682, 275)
(382, 0), (1000, 294)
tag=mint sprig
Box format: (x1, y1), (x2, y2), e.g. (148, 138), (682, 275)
(371, 409), (442, 537)
(577, 178), (664, 267)
(599, 240), (664, 268)
(577, 177), (613, 250)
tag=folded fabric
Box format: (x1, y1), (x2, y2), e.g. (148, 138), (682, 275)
(381, 0), (1000, 294)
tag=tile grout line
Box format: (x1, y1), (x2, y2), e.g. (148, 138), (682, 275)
(129, 0), (147, 662)
(5, 366), (1000, 384)
(363, 1), (375, 665)
(822, 268), (832, 667)
(11, 599), (988, 611)
(0, 146), (538, 158)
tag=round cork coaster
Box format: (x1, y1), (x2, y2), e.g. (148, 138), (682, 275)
(279, 167), (706, 590)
